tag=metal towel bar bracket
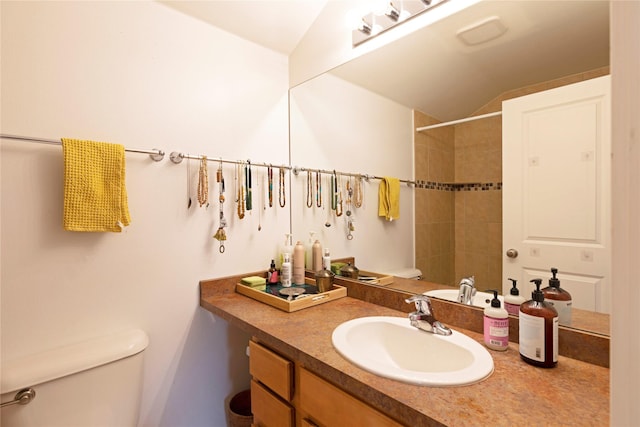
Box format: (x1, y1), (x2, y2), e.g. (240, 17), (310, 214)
(1, 388), (36, 408)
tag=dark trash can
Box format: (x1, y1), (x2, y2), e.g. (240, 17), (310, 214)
(225, 389), (252, 427)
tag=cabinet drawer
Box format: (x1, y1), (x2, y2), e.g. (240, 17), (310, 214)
(250, 380), (294, 427)
(249, 340), (293, 401)
(299, 368), (403, 427)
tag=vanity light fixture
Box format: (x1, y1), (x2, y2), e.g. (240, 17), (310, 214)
(358, 17), (372, 35)
(384, 3), (401, 21)
(352, 0), (448, 46)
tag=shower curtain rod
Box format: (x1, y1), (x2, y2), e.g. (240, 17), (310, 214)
(0, 133), (165, 161)
(415, 111), (502, 132)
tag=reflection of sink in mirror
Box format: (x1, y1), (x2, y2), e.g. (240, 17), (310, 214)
(332, 316), (493, 386)
(424, 289), (504, 308)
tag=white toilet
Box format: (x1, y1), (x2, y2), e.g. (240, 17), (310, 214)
(1, 329), (148, 427)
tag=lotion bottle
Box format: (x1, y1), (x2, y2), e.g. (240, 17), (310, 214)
(278, 233), (293, 269)
(542, 267), (572, 326)
(519, 279), (559, 368)
(483, 290), (509, 351)
(292, 241), (305, 285)
(281, 253), (292, 287)
(322, 248), (331, 271)
(504, 278), (525, 316)
(312, 240), (322, 272)
(305, 231), (316, 268)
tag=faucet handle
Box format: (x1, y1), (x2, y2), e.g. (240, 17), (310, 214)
(459, 276), (475, 287)
(405, 295), (433, 315)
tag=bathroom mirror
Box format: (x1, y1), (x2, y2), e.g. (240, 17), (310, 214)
(289, 0), (610, 336)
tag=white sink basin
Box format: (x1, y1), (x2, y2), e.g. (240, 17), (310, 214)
(331, 316), (493, 386)
(424, 289), (504, 308)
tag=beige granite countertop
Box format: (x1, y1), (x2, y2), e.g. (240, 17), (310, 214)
(201, 275), (609, 427)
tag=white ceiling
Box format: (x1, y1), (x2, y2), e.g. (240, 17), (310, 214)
(158, 0), (327, 55)
(158, 0), (610, 121)
(331, 0), (610, 120)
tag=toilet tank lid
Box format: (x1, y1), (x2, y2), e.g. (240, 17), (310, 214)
(384, 268), (423, 279)
(1, 329), (148, 394)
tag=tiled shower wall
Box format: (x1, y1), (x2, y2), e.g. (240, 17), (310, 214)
(414, 67), (610, 290)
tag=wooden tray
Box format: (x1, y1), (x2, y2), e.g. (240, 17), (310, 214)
(236, 281), (347, 312)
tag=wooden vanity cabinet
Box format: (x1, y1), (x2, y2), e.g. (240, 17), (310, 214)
(249, 340), (294, 427)
(298, 367), (403, 427)
(249, 339), (404, 427)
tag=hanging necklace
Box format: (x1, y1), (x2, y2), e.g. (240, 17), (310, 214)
(268, 165), (273, 207)
(186, 154), (192, 209)
(335, 172), (343, 217)
(279, 167), (286, 207)
(258, 172), (265, 231)
(331, 171), (337, 211)
(237, 162), (245, 219)
(324, 174), (331, 228)
(346, 178), (353, 217)
(354, 175), (363, 208)
(213, 160), (227, 253)
(345, 177), (354, 239)
(306, 170), (313, 208)
(245, 161), (252, 211)
(316, 171), (322, 208)
(197, 156), (209, 208)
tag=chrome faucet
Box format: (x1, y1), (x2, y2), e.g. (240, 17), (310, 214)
(405, 295), (452, 336)
(457, 276), (476, 305)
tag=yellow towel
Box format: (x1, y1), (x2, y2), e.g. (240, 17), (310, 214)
(62, 138), (130, 232)
(378, 177), (400, 221)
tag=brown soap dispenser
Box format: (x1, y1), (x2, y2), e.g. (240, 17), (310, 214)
(519, 279), (559, 368)
(542, 267), (572, 326)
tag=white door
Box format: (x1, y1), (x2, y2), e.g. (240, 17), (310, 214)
(502, 76), (611, 314)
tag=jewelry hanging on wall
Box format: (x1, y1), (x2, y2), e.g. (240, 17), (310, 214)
(259, 172), (266, 231)
(306, 170), (313, 208)
(345, 178), (353, 217)
(316, 171), (322, 208)
(197, 156), (209, 208)
(268, 165), (273, 207)
(186, 154), (192, 209)
(237, 162), (245, 219)
(325, 174), (331, 228)
(331, 171), (337, 211)
(279, 167), (286, 208)
(335, 172), (343, 217)
(245, 161), (252, 211)
(354, 174), (364, 208)
(345, 176), (355, 240)
(213, 159), (227, 253)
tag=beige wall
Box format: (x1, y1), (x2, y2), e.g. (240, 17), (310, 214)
(415, 66), (609, 290)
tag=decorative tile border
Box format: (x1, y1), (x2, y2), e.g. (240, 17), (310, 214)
(414, 180), (502, 191)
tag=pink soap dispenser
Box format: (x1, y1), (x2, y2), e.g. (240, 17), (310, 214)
(483, 290), (509, 351)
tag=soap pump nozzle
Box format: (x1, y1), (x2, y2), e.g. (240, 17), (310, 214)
(489, 290), (501, 308)
(549, 267), (561, 288)
(530, 278), (544, 302)
(508, 278), (519, 296)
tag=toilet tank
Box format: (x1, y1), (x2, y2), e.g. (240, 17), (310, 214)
(1, 329), (148, 427)
(385, 268), (423, 280)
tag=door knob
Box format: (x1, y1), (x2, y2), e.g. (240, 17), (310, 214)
(506, 248), (518, 258)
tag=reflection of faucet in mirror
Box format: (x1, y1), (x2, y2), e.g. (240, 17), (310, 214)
(457, 276), (476, 305)
(405, 295), (452, 336)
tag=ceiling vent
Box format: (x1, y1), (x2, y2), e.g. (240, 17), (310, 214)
(456, 16), (507, 46)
